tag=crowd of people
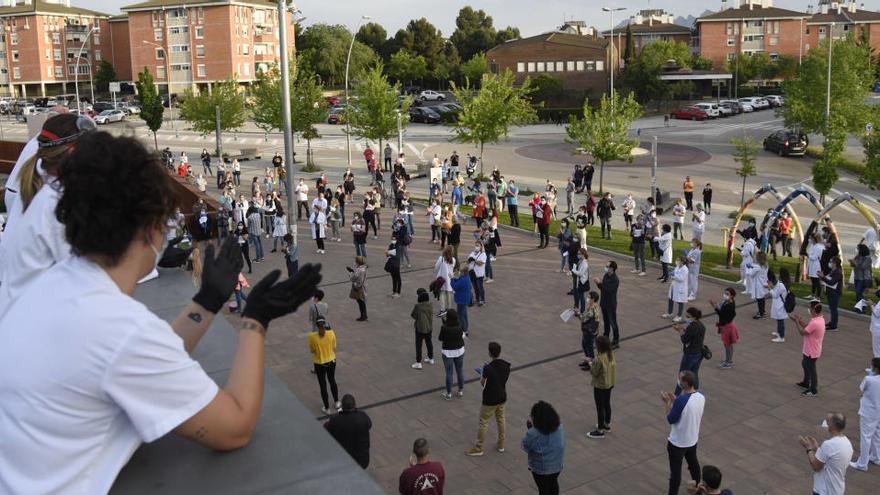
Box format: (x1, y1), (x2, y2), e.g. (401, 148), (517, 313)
(1, 112), (879, 495)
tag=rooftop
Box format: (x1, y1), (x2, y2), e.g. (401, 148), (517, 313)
(0, 0), (110, 17)
(488, 32), (608, 53)
(808, 9), (880, 23)
(122, 0), (275, 11)
(600, 23), (692, 36)
(696, 5), (808, 22)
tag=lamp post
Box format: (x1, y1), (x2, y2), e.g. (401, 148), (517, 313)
(345, 15), (370, 168)
(825, 22), (834, 124)
(601, 6), (626, 110)
(74, 25), (100, 113)
(396, 109), (403, 153)
(142, 40), (176, 133)
(278, 0), (300, 242)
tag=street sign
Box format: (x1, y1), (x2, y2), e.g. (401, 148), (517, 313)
(108, 82), (121, 93)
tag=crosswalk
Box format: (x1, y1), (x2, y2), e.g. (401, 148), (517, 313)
(661, 118), (785, 138)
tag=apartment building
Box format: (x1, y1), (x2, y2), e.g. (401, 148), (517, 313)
(804, 0), (880, 53)
(0, 0), (119, 98)
(601, 9), (692, 64)
(122, 0), (296, 96)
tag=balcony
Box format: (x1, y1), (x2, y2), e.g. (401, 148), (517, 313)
(741, 40), (765, 51)
(65, 24), (90, 33)
(254, 27), (273, 37)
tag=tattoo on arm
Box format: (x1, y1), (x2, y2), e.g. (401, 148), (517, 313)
(188, 312), (203, 324)
(194, 426), (208, 440)
(241, 320), (267, 336)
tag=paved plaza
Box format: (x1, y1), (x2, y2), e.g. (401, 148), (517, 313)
(222, 198), (880, 494)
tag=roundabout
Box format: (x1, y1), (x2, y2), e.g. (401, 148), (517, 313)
(514, 141), (712, 168)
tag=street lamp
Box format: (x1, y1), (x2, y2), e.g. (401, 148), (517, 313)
(395, 109), (403, 153)
(601, 6), (626, 109)
(345, 15), (370, 168)
(74, 25), (100, 113)
(279, 2), (306, 243)
(142, 40), (176, 132)
(825, 22), (834, 124)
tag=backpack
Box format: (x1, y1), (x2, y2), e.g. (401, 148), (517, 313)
(783, 290), (796, 313)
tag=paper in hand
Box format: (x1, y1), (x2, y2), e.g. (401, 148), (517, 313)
(855, 299), (868, 311)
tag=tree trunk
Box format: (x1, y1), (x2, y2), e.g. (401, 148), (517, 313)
(153, 130), (158, 151)
(479, 142), (484, 178)
(598, 160), (605, 194)
(291, 133), (297, 164)
(740, 176), (747, 208)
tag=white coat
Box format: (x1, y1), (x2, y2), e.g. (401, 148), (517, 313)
(434, 256), (456, 292)
(687, 247), (701, 298)
(807, 242), (825, 278)
(769, 282), (788, 320)
(310, 211), (326, 239)
(273, 214), (288, 238)
(871, 303), (880, 358)
(658, 232), (673, 264)
(572, 258), (589, 285)
(747, 264), (769, 299)
(668, 264), (689, 303)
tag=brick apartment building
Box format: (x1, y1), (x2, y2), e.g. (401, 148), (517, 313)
(601, 9), (692, 65)
(0, 0), (121, 98)
(804, 0), (880, 52)
(121, 0), (295, 97)
(486, 32), (609, 102)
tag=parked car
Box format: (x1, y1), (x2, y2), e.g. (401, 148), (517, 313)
(669, 107), (709, 121)
(326, 107), (346, 125)
(874, 81), (880, 93)
(738, 97), (767, 110)
(418, 90), (445, 101)
(716, 103), (734, 117)
(719, 101), (742, 115)
(124, 104), (141, 115)
(764, 95), (784, 107)
(76, 109), (97, 118)
(402, 86), (422, 95)
(693, 103), (721, 118)
(763, 130), (807, 157)
(409, 106), (441, 124)
(94, 109), (125, 124)
(324, 95), (341, 106)
(92, 102), (115, 113)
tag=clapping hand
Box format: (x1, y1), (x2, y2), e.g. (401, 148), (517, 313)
(242, 264), (323, 329)
(193, 236), (244, 314)
(660, 391), (675, 405)
(798, 435), (819, 451)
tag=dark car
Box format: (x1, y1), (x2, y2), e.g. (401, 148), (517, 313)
(763, 130), (807, 157)
(670, 107), (708, 121)
(92, 101), (115, 113)
(409, 107), (441, 124)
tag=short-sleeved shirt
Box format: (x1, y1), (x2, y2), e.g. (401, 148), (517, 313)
(399, 461), (445, 495)
(813, 435), (853, 495)
(0, 257), (218, 494)
(802, 315), (826, 358)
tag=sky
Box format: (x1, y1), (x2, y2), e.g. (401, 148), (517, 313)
(81, 0), (880, 37)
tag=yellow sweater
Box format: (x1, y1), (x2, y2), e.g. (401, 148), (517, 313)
(309, 330), (337, 364)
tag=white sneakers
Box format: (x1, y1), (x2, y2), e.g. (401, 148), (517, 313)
(425, 358), (435, 365)
(661, 313), (672, 319)
(672, 316), (683, 323)
(630, 269), (639, 273)
(772, 337), (785, 343)
(639, 272), (646, 276)
(412, 359), (434, 370)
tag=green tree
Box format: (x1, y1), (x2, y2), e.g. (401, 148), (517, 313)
(297, 24), (378, 86)
(433, 42), (461, 89)
(450, 69), (537, 177)
(692, 56), (713, 70)
(621, 40), (692, 106)
(387, 49), (428, 85)
(623, 24), (635, 63)
(356, 22), (388, 57)
(94, 61), (117, 93)
(135, 67), (163, 150)
(494, 26), (521, 45)
(862, 108), (880, 190)
(179, 78), (247, 154)
(731, 134), (759, 207)
(450, 6), (497, 62)
(460, 53), (488, 85)
(348, 65), (411, 162)
(530, 74), (564, 106)
(783, 36), (872, 197)
(565, 91), (643, 193)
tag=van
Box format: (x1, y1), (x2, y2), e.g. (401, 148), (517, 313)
(693, 103), (720, 119)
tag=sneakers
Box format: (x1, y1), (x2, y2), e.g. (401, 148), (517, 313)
(718, 362), (733, 369)
(335, 401), (342, 411)
(795, 381), (809, 389)
(687, 296), (696, 301)
(771, 337), (786, 343)
(456, 390), (464, 398)
(441, 392), (452, 400)
(425, 358), (435, 365)
(485, 278), (494, 284)
(321, 407), (334, 415)
(661, 313), (672, 319)
(437, 311), (447, 318)
(411, 362), (423, 370)
(630, 269), (639, 273)
(464, 447), (484, 456)
(639, 272), (646, 276)
(849, 461), (868, 472)
(672, 316), (683, 323)
(771, 331), (779, 337)
(801, 390), (817, 397)
(496, 446), (505, 453)
(587, 430), (606, 439)
(391, 293), (401, 299)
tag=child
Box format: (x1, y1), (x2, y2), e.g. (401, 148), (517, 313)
(709, 288), (739, 369)
(282, 233), (299, 278)
(232, 272), (249, 313)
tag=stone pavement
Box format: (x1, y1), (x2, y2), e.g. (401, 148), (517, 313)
(224, 194), (879, 494)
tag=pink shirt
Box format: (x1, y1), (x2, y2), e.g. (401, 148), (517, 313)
(802, 315), (826, 358)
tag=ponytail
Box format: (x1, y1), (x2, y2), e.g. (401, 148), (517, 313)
(20, 113), (81, 211)
(18, 155), (42, 212)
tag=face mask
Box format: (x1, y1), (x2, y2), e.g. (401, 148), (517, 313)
(684, 318), (693, 325)
(676, 262), (682, 267)
(149, 237), (167, 267)
(603, 266), (609, 273)
(722, 292), (729, 299)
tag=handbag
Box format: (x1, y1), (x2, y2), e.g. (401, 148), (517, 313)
(701, 344), (713, 360)
(349, 286), (365, 300)
(560, 308), (575, 323)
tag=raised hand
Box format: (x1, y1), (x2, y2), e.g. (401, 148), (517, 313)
(193, 236), (244, 313)
(242, 264), (322, 329)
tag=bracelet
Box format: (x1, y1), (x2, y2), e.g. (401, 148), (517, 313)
(240, 319), (267, 337)
(806, 449), (814, 454)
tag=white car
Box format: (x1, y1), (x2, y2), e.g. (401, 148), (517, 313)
(95, 109), (125, 124)
(738, 97), (765, 110)
(418, 90), (445, 101)
(694, 103), (720, 118)
(716, 104), (733, 117)
(765, 95), (784, 107)
(740, 103), (754, 112)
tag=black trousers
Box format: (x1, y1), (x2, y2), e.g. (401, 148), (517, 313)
(802, 355), (818, 394)
(593, 386), (612, 428)
(756, 297), (766, 315)
(415, 331), (434, 362)
(531, 471), (560, 495)
(601, 304), (619, 343)
(297, 200), (309, 220)
(240, 243), (252, 273)
(390, 268), (402, 294)
(667, 441), (700, 495)
(384, 156), (392, 171)
(314, 361), (339, 409)
(356, 298), (367, 319)
(316, 237), (325, 250)
(538, 223), (549, 247)
(509, 205), (519, 226)
(684, 192), (693, 210)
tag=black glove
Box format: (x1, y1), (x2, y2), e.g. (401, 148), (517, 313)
(193, 236), (244, 313)
(242, 264), (322, 329)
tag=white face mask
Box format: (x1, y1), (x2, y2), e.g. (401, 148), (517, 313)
(149, 236), (166, 268)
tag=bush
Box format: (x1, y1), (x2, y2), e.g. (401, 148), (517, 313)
(536, 107), (582, 123)
(805, 146), (865, 174)
(300, 162), (321, 172)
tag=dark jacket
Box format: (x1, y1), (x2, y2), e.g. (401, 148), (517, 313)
(438, 323), (464, 351)
(482, 358), (511, 406)
(448, 224), (461, 246)
(324, 409), (372, 469)
(596, 272), (619, 308)
(681, 321), (706, 355)
(410, 301), (433, 334)
(714, 301), (736, 326)
(596, 198), (615, 219)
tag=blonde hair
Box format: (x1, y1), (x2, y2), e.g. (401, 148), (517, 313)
(20, 113), (81, 211)
(355, 255), (366, 266)
(191, 242), (203, 288)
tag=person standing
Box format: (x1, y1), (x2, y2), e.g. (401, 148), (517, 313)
(622, 193), (636, 231)
(233, 221), (253, 274)
(348, 256), (368, 322)
(282, 234), (299, 277)
(673, 308), (706, 395)
(246, 206), (265, 263)
(850, 244), (873, 309)
(536, 196), (552, 249)
(232, 157), (241, 185)
(790, 302), (826, 396)
(399, 438), (445, 495)
(385, 235), (403, 298)
(798, 412), (853, 495)
(820, 257), (843, 331)
(351, 212), (367, 258)
(565, 178), (574, 215)
(434, 247), (456, 316)
(868, 298), (880, 358)
(468, 241), (488, 306)
(383, 143), (393, 171)
(410, 288), (435, 369)
(308, 289), (329, 332)
(594, 261), (620, 348)
(438, 309), (465, 400)
(663, 255), (690, 321)
(746, 251), (769, 319)
(683, 176), (694, 210)
(709, 288), (739, 369)
(807, 233), (826, 300)
(571, 249), (590, 313)
(769, 268), (792, 343)
(701, 183), (712, 215)
(672, 199), (686, 240)
(630, 214), (647, 276)
(587, 335), (616, 439)
(597, 192), (615, 239)
(658, 225), (673, 282)
(465, 342), (511, 456)
(662, 370), (705, 495)
(310, 204), (327, 255)
(521, 401), (565, 495)
(687, 239), (702, 301)
(778, 211), (793, 257)
(691, 204), (706, 241)
(506, 180), (520, 227)
(295, 178), (309, 220)
(309, 319), (340, 415)
(583, 162), (595, 192)
(851, 358), (880, 472)
(451, 267), (473, 337)
(324, 394), (372, 469)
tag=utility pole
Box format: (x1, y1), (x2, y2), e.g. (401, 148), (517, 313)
(826, 22), (834, 124)
(651, 135), (658, 201)
(214, 105), (222, 156)
(279, 0), (298, 243)
(602, 6), (626, 114)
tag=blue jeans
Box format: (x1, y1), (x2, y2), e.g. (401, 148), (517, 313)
(250, 235), (264, 260)
(485, 256), (494, 279)
(827, 290), (840, 328)
(675, 353), (704, 395)
(855, 279), (868, 305)
(355, 242), (366, 257)
(458, 303), (469, 334)
(667, 299), (684, 317)
(442, 354), (464, 394)
(406, 215), (414, 235)
(234, 289), (247, 311)
(474, 276), (485, 303)
(573, 283), (587, 312)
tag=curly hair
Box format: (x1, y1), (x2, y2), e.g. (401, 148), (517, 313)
(530, 400), (560, 435)
(55, 132), (177, 266)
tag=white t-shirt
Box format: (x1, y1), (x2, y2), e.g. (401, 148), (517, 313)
(672, 204), (685, 224)
(0, 177), (71, 320)
(2, 135), (39, 228)
(469, 250), (487, 278)
(813, 435), (853, 495)
(295, 183), (309, 201)
(692, 211), (705, 233)
(859, 374), (880, 417)
(0, 257), (218, 494)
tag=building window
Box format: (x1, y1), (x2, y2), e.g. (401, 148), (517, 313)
(769, 52), (779, 61)
(169, 27), (189, 35)
(805, 43), (810, 51)
(13, 67), (19, 79)
(67, 65), (90, 75)
(242, 25), (248, 37)
(198, 8), (204, 22)
(156, 48), (165, 59)
(566, 61), (575, 71)
(171, 45), (190, 53)
(169, 8), (186, 18)
(52, 33), (60, 44)
(197, 64), (206, 77)
(95, 50), (101, 61)
(154, 29), (163, 41)
(93, 34), (100, 44)
(555, 61), (564, 71)
(527, 62), (535, 72)
(516, 62), (525, 72)
(11, 50), (18, 61)
(47, 66), (53, 77)
(195, 26), (204, 39)
(727, 53), (737, 61)
(53, 48), (61, 60)
(243, 44), (250, 55)
(171, 63), (191, 71)
(819, 26), (826, 34)
(596, 61), (604, 71)
(576, 60), (584, 71)
(726, 22), (733, 35)
(157, 66), (166, 79)
(585, 60), (595, 71)
(769, 36), (778, 46)
(536, 62), (545, 71)
(44, 48), (50, 60)
(195, 45), (205, 57)
(55, 66), (62, 77)
(243, 64), (250, 76)
(727, 38), (735, 46)
(544, 61), (553, 72)
(10, 34), (17, 45)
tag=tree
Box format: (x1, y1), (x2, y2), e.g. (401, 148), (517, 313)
(862, 109), (880, 190)
(731, 134), (759, 207)
(450, 69), (537, 177)
(530, 74), (564, 106)
(135, 68), (163, 150)
(356, 22), (388, 57)
(621, 40), (692, 106)
(348, 65), (411, 163)
(565, 91), (643, 193)
(179, 78), (247, 154)
(94, 61), (117, 93)
(623, 24), (635, 63)
(387, 49), (428, 85)
(783, 36), (872, 198)
(692, 56), (713, 70)
(460, 53), (488, 86)
(495, 26), (520, 45)
(450, 7), (498, 62)
(297, 24), (378, 86)
(433, 42), (461, 89)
